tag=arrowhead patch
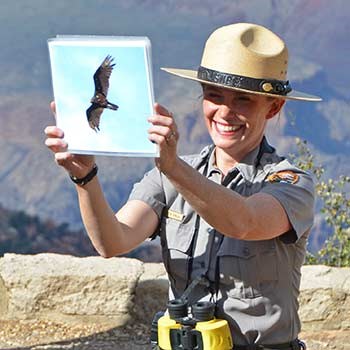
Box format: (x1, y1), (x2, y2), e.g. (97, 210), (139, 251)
(267, 170), (299, 184)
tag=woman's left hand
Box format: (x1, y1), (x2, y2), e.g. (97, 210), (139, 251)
(148, 102), (179, 174)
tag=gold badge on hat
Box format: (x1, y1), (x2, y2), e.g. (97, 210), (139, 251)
(262, 82), (274, 92)
(267, 170), (299, 184)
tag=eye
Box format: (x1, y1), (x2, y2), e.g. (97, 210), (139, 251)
(204, 90), (223, 101)
(236, 95), (251, 102)
(208, 92), (221, 98)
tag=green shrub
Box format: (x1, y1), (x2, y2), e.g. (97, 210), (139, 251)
(290, 138), (350, 267)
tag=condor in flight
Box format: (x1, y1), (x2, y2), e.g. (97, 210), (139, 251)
(86, 55), (119, 132)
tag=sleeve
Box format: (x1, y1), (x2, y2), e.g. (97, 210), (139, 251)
(127, 166), (166, 219)
(260, 169), (315, 241)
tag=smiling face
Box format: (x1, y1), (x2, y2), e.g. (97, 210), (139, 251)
(202, 84), (285, 164)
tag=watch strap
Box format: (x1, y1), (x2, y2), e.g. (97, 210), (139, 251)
(69, 164), (98, 186)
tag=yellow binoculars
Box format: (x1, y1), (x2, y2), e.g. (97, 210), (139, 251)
(152, 299), (233, 350)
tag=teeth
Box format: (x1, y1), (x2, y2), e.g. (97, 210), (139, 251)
(216, 123), (241, 132)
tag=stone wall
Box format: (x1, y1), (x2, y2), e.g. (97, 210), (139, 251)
(299, 265), (350, 331)
(0, 253), (349, 332)
(0, 253), (168, 327)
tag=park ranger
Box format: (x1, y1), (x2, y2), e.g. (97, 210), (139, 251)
(45, 23), (322, 348)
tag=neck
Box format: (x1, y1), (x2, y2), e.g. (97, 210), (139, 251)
(214, 139), (263, 175)
(214, 148), (239, 176)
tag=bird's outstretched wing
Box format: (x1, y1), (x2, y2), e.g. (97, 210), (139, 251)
(86, 105), (104, 132)
(93, 55), (115, 97)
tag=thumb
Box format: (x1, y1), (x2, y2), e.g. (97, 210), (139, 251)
(154, 102), (172, 117)
(50, 101), (57, 122)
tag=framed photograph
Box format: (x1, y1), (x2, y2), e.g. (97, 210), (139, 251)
(48, 35), (157, 157)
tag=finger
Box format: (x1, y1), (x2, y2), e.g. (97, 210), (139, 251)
(44, 126), (64, 138)
(166, 130), (178, 143)
(54, 151), (74, 167)
(148, 114), (179, 138)
(50, 101), (56, 114)
(148, 124), (179, 143)
(148, 124), (171, 137)
(148, 133), (167, 146)
(45, 138), (68, 152)
(50, 101), (57, 123)
(148, 113), (174, 127)
(149, 128), (178, 144)
(154, 102), (172, 117)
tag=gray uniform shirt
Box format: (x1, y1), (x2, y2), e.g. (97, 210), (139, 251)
(128, 137), (314, 345)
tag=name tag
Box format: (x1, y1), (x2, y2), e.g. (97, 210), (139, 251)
(166, 209), (184, 221)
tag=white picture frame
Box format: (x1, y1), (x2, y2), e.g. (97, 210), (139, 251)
(48, 35), (157, 157)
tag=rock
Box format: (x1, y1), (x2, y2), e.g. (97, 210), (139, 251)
(0, 253), (144, 326)
(299, 265), (350, 331)
(0, 254), (349, 337)
(133, 262), (168, 323)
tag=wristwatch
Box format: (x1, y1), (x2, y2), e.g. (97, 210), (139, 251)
(69, 164), (98, 186)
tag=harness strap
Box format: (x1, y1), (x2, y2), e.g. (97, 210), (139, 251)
(181, 274), (210, 302)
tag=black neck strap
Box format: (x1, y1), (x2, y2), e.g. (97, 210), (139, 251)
(197, 66), (292, 96)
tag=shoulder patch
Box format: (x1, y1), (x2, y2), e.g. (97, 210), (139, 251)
(267, 170), (299, 184)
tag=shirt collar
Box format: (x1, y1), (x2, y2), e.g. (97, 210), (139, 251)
(237, 137), (276, 180)
(193, 144), (215, 171)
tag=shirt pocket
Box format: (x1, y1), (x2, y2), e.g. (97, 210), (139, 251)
(160, 217), (196, 294)
(217, 238), (278, 299)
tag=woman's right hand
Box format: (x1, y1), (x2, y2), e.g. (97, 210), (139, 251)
(44, 101), (96, 179)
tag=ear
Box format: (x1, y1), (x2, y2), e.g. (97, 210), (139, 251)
(266, 99), (285, 120)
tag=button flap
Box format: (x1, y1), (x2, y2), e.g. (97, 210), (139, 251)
(218, 237), (275, 259)
(162, 218), (196, 253)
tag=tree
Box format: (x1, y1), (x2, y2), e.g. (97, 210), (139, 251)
(290, 138), (350, 267)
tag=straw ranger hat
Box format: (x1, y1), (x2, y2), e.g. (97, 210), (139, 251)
(162, 23), (321, 102)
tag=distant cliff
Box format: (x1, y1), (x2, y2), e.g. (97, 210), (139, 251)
(0, 204), (162, 261)
(0, 0), (349, 255)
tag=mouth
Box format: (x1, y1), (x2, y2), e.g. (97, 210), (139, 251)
(213, 121), (244, 135)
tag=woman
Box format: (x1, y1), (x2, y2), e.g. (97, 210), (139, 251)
(45, 23), (321, 348)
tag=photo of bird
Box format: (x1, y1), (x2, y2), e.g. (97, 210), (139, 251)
(86, 55), (119, 132)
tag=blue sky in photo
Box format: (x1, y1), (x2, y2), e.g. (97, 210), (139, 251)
(48, 38), (157, 156)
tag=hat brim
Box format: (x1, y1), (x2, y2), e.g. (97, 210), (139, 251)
(161, 68), (322, 102)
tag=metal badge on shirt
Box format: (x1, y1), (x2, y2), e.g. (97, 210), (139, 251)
(164, 208), (185, 221)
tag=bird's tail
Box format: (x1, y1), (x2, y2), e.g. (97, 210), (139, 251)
(88, 120), (100, 132)
(106, 101), (119, 111)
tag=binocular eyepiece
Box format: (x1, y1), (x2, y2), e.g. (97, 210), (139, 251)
(153, 298), (232, 350)
(191, 301), (215, 322)
(167, 299), (215, 322)
(167, 299), (188, 320)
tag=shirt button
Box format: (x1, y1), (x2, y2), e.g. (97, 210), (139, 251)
(243, 247), (250, 256)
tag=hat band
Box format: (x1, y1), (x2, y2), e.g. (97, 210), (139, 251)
(197, 66), (292, 96)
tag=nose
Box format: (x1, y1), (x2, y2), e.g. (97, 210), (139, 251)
(217, 104), (234, 120)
